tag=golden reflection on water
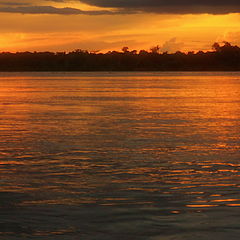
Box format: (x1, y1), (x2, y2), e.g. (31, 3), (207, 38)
(0, 72), (239, 238)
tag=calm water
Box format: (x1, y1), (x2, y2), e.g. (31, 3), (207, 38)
(0, 72), (239, 240)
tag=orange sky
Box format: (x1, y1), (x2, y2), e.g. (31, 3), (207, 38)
(0, 0), (240, 52)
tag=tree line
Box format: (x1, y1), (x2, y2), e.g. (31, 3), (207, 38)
(0, 42), (240, 71)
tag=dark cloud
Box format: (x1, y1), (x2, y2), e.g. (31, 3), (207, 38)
(79, 0), (240, 14)
(0, 0), (239, 14)
(0, 6), (82, 14)
(0, 2), (29, 6)
(0, 5), (128, 15)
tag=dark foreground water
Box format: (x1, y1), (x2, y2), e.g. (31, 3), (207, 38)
(0, 72), (239, 240)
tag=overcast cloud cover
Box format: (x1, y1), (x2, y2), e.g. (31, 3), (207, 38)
(80, 0), (240, 14)
(0, 0), (239, 14)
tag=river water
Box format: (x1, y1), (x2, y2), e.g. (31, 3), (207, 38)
(0, 72), (239, 239)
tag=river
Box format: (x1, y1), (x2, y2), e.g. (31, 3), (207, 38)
(0, 72), (239, 239)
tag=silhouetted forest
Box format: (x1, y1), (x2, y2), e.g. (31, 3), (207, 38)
(0, 42), (240, 71)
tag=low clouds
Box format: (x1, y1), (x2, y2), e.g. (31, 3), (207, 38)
(161, 38), (184, 53)
(218, 31), (240, 46)
(80, 0), (240, 14)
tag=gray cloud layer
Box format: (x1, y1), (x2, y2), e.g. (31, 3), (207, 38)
(80, 0), (240, 14)
(0, 0), (239, 14)
(0, 5), (129, 15)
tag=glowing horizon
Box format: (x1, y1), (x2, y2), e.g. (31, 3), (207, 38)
(0, 1), (240, 53)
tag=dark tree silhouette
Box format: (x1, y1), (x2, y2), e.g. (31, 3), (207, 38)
(150, 45), (160, 54)
(0, 42), (239, 71)
(122, 47), (129, 53)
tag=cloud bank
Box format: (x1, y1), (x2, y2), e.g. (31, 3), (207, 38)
(80, 0), (240, 14)
(0, 0), (239, 14)
(0, 5), (125, 15)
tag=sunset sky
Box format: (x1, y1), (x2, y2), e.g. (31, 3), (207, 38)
(1, 0), (240, 52)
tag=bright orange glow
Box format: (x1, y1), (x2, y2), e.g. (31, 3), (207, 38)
(226, 204), (240, 207)
(186, 204), (219, 208)
(0, 11), (240, 52)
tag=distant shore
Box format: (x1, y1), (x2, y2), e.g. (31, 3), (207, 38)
(1, 42), (240, 71)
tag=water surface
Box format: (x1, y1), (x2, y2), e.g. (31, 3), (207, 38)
(0, 72), (239, 239)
